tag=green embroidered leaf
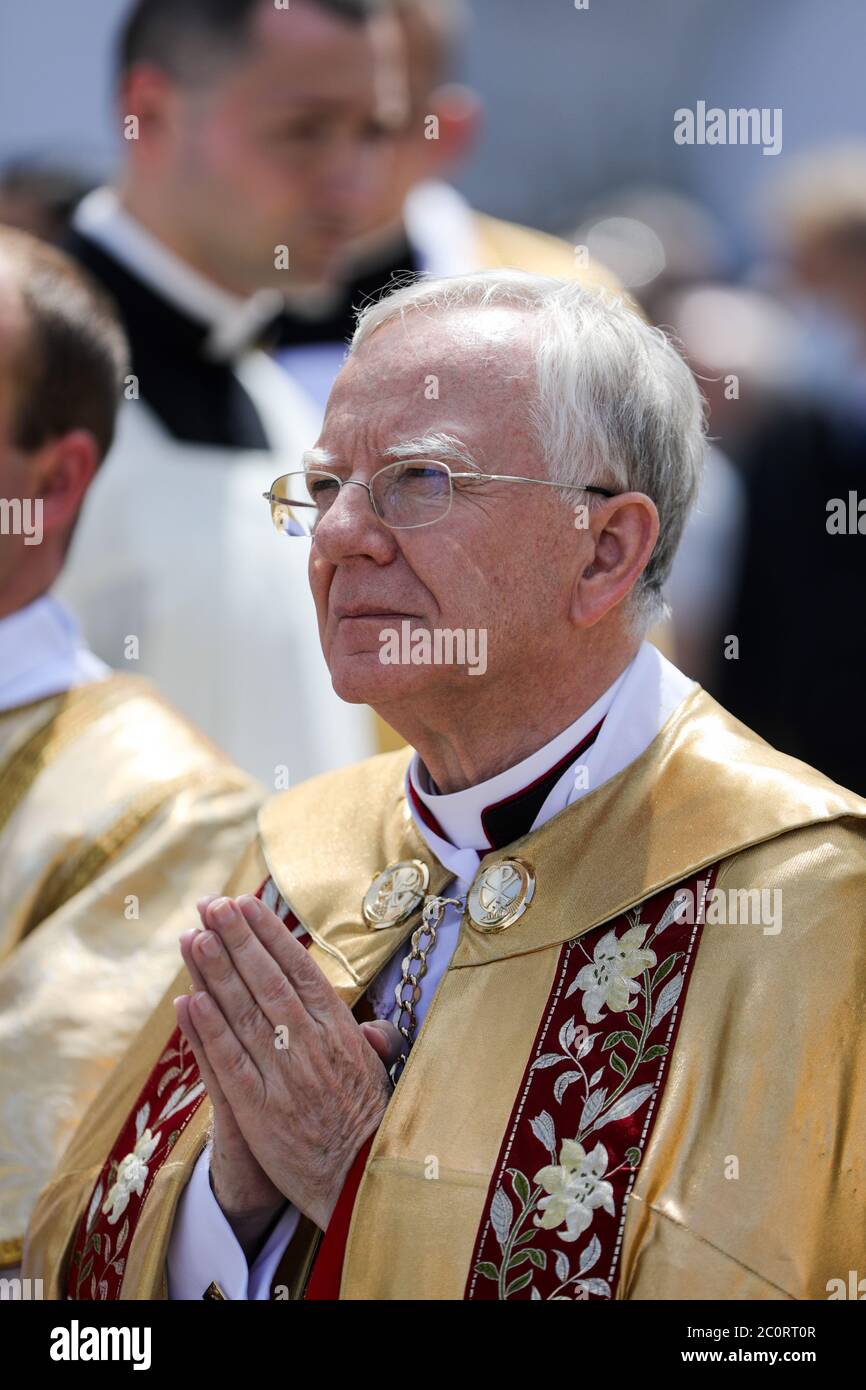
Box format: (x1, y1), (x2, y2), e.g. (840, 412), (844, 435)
(625, 1147), (642, 1167)
(91, 1233), (101, 1255)
(619, 1032), (640, 1053)
(79, 1256), (94, 1285)
(642, 1044), (668, 1062)
(509, 1248), (547, 1272)
(513, 1230), (536, 1247)
(610, 1051), (628, 1076)
(507, 1250), (534, 1270)
(505, 1270), (534, 1297)
(475, 1261), (499, 1282)
(626, 1012), (643, 1030)
(511, 1169), (531, 1204)
(602, 1032), (624, 1051)
(651, 953), (682, 990)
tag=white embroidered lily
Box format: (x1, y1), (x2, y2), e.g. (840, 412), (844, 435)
(574, 925), (656, 1023)
(101, 1128), (160, 1225)
(533, 1139), (615, 1242)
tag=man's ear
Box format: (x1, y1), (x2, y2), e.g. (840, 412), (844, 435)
(426, 84), (481, 170)
(570, 492), (659, 629)
(34, 430), (100, 543)
(117, 63), (180, 154)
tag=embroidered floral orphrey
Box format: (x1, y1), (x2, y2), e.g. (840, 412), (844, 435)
(466, 868), (717, 1300)
(67, 1033), (206, 1300)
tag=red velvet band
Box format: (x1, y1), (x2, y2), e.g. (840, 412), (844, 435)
(304, 1131), (377, 1300)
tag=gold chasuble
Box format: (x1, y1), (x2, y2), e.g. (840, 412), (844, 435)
(23, 688), (866, 1300)
(0, 675), (261, 1269)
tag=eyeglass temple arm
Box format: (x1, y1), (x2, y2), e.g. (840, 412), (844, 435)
(262, 490), (318, 508)
(449, 472), (615, 497)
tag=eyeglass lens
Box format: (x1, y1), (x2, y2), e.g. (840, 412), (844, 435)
(269, 461), (454, 534)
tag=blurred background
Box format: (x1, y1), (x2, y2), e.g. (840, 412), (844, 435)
(2, 0), (864, 790)
(3, 0), (864, 247)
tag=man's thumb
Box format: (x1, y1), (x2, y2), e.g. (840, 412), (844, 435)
(360, 1019), (403, 1070)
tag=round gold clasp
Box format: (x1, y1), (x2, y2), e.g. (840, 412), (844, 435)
(362, 859), (430, 929)
(467, 857), (536, 933)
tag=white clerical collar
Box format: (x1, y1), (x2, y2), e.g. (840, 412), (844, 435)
(0, 595), (109, 712)
(406, 642), (696, 859)
(407, 660), (631, 852)
(73, 187), (285, 360)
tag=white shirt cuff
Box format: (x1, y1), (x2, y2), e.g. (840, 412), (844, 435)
(166, 1142), (301, 1300)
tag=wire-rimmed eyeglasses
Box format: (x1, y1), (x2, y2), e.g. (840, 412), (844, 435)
(263, 460), (616, 535)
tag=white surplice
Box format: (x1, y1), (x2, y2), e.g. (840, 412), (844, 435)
(54, 190), (375, 787)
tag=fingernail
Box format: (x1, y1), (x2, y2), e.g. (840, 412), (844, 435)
(198, 931), (221, 958)
(210, 898), (235, 927)
(238, 894), (261, 924)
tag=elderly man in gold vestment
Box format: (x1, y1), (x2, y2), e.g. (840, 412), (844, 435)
(25, 269), (866, 1302)
(0, 228), (261, 1274)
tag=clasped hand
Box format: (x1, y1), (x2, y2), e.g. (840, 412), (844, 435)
(174, 894), (401, 1247)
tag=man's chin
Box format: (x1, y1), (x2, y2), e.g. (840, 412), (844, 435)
(328, 652), (438, 708)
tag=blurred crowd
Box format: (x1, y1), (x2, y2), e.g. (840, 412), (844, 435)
(2, 0), (864, 793)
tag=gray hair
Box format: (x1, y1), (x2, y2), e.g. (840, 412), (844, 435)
(348, 269), (707, 630)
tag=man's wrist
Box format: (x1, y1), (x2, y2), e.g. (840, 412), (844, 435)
(208, 1164), (287, 1262)
(223, 1201), (289, 1264)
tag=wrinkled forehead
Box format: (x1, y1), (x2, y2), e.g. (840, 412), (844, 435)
(337, 305), (535, 404)
(318, 306), (538, 464)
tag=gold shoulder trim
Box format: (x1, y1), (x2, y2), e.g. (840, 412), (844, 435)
(0, 677), (153, 839)
(20, 766), (250, 932)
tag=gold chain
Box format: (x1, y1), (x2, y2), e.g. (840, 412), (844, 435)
(390, 894), (464, 1085)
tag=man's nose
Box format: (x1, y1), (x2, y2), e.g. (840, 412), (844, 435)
(313, 478), (394, 562)
(312, 136), (393, 218)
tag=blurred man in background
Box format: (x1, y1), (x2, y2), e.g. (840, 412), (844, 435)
(271, 0), (621, 755)
(0, 227), (261, 1276)
(275, 0), (621, 410)
(715, 144), (866, 793)
(56, 0), (407, 785)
